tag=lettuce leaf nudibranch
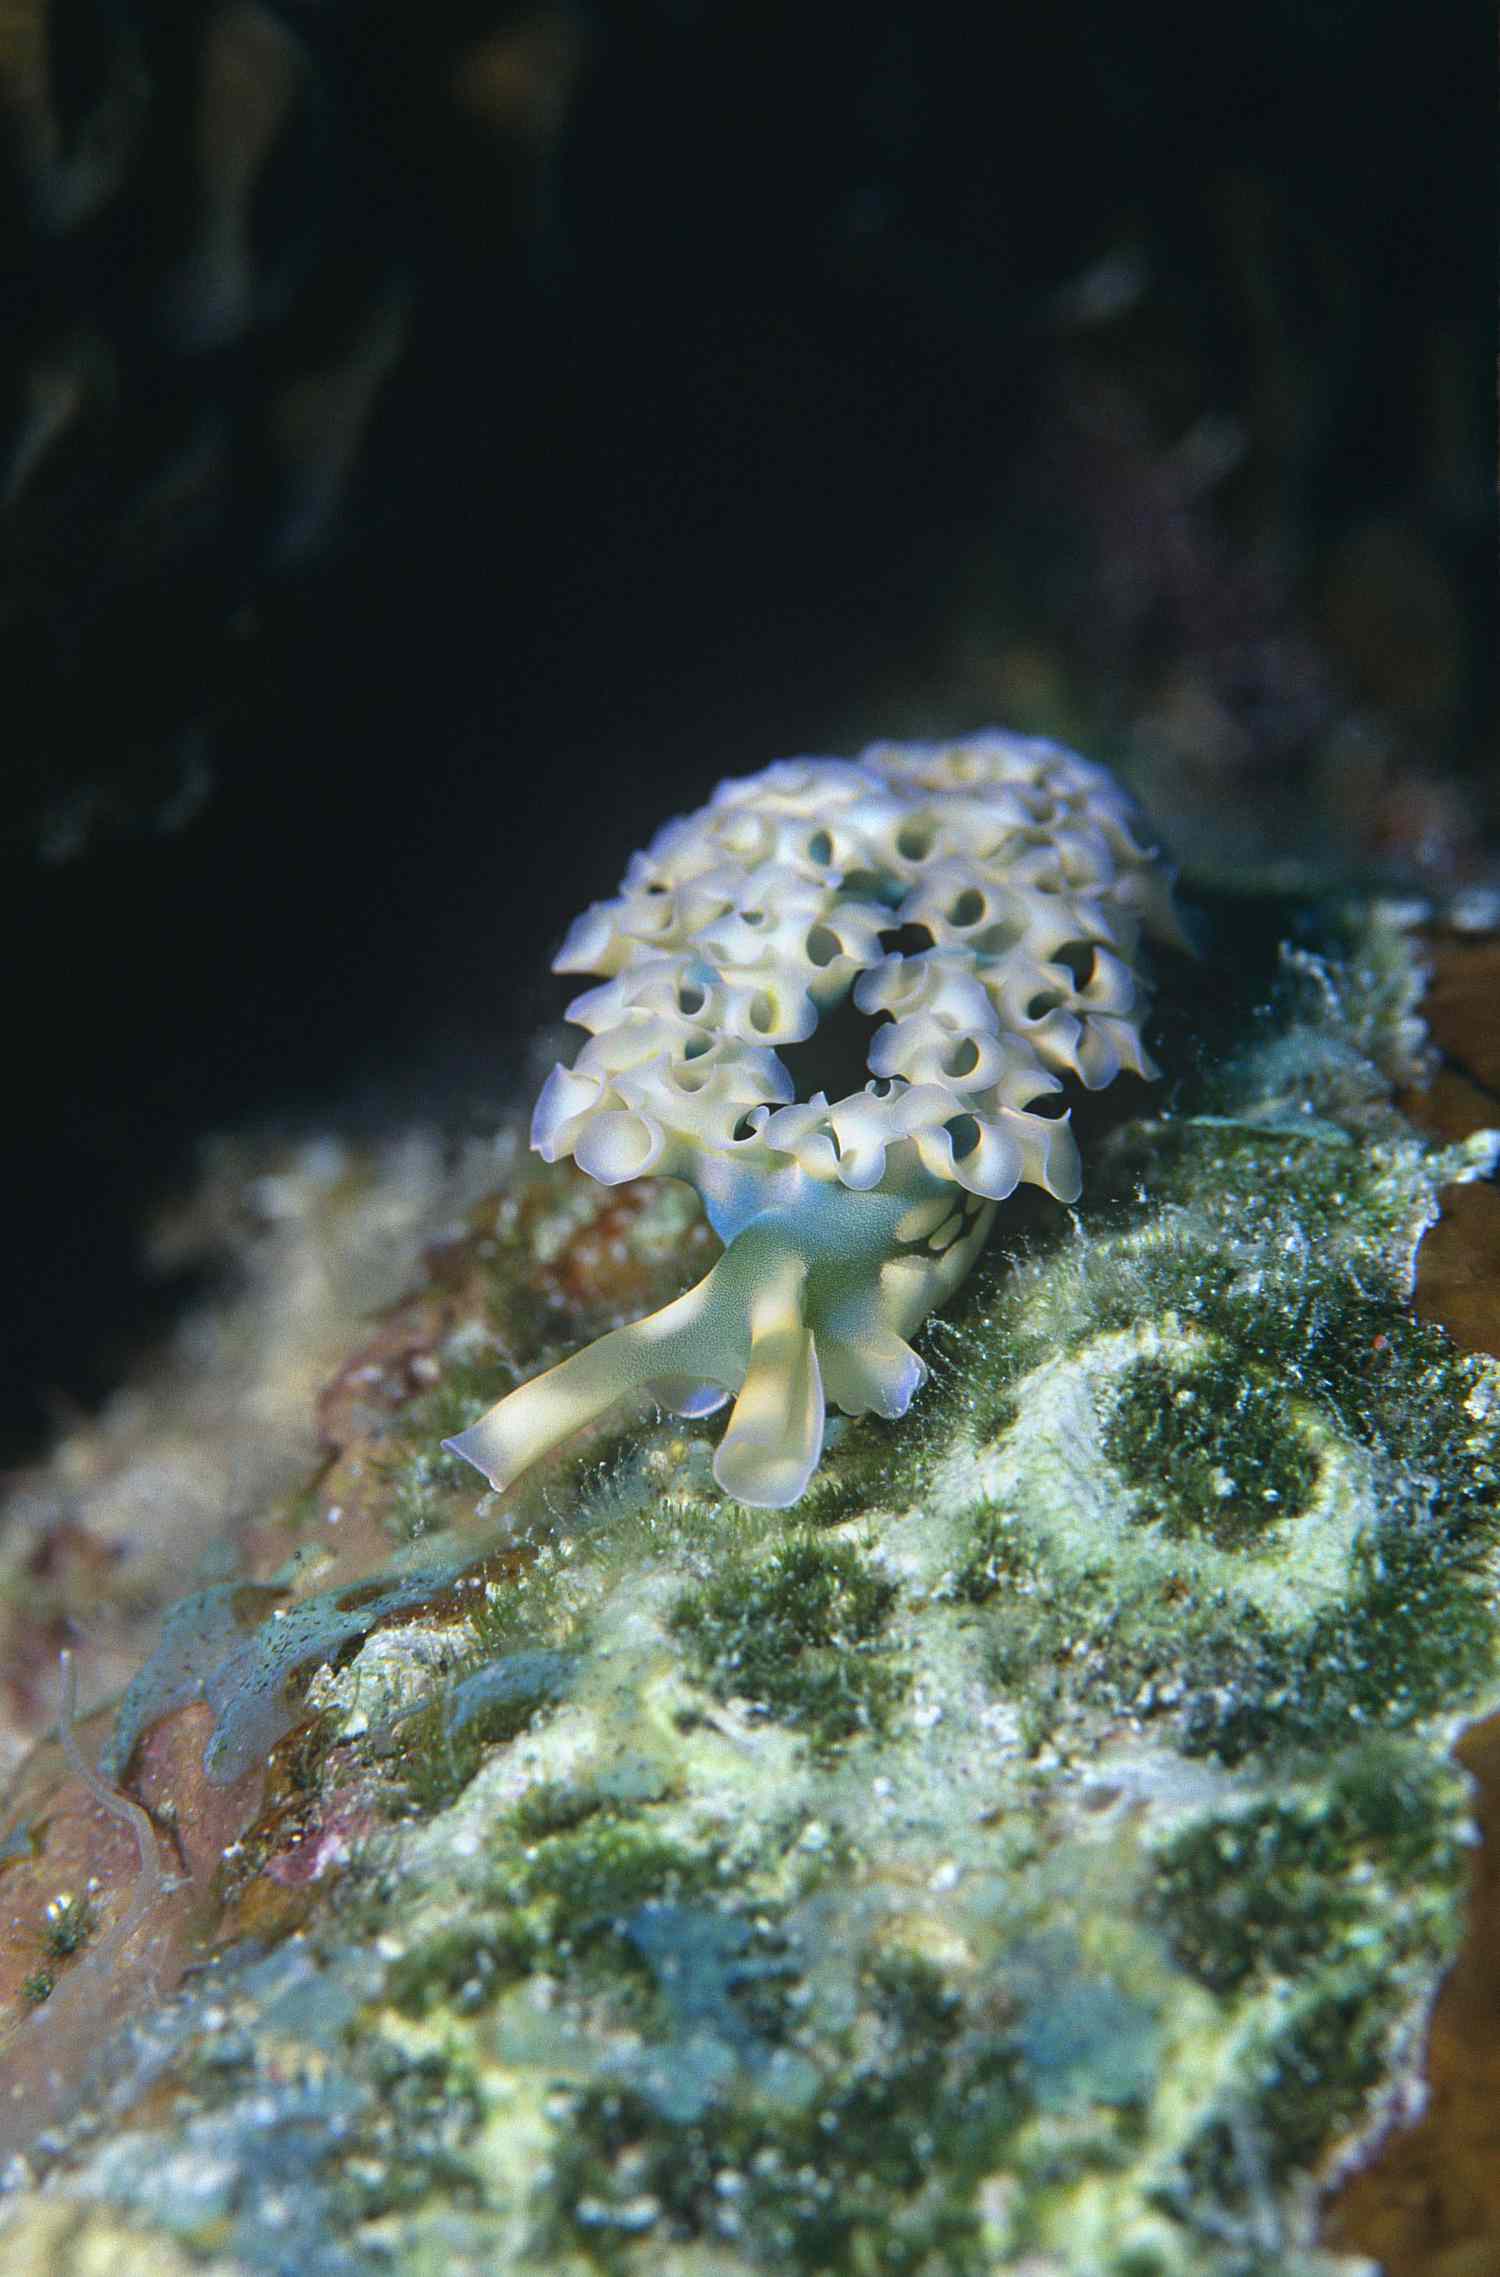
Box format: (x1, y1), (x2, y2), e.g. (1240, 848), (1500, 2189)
(446, 732), (1182, 1508)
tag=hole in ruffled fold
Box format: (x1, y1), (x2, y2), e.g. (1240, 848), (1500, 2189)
(876, 920), (934, 958)
(1025, 988), (1067, 1019)
(776, 989), (892, 1106)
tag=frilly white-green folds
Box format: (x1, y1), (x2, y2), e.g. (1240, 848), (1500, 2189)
(446, 732), (1183, 1508)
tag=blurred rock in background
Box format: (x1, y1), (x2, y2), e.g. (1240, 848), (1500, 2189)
(0, 0), (1492, 1460)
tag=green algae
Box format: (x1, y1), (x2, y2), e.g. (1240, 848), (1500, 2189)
(385, 1787), (731, 2028)
(511, 1779), (610, 1840)
(1149, 1741), (1467, 1998)
(1174, 1967), (1405, 2217)
(780, 1407), (937, 1529)
(397, 1351), (523, 1458)
(376, 1357), (522, 1540)
(546, 1944), (1029, 2277)
(504, 1800), (720, 1949)
(385, 1917), (539, 2018)
(1104, 1353), (1322, 1550)
(945, 1372), (1498, 1763)
(41, 1892), (94, 1960)
(668, 1534), (905, 1755)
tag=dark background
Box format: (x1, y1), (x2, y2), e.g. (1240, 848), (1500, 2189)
(1, 0), (1493, 1461)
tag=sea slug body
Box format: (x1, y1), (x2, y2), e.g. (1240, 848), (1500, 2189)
(446, 731), (1182, 1508)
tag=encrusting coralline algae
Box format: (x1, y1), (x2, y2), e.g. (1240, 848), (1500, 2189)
(447, 732), (1185, 1507)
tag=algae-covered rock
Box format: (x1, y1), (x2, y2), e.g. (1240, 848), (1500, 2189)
(1, 896), (1497, 2277)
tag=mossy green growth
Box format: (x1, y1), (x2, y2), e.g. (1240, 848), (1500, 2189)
(385, 1919), (539, 2018)
(322, 2040), (485, 2226)
(1176, 1968), (1403, 2219)
(548, 1947), (1027, 2277)
(382, 1788), (742, 2044)
(669, 1534), (904, 1754)
(944, 1497), (1285, 1756)
(1104, 1352), (1321, 1550)
(948, 1422), (1498, 1770)
(511, 1780), (609, 1842)
(773, 1407), (935, 1529)
(376, 1353), (524, 1540)
(503, 1796), (720, 1960)
(397, 1352), (522, 1455)
(41, 1893), (94, 1959)
(1149, 1740), (1468, 1996)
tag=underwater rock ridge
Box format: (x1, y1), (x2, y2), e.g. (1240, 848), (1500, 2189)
(0, 887), (1496, 2277)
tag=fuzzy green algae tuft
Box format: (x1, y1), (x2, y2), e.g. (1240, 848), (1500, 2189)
(669, 1533), (906, 1756)
(2, 896), (1498, 2277)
